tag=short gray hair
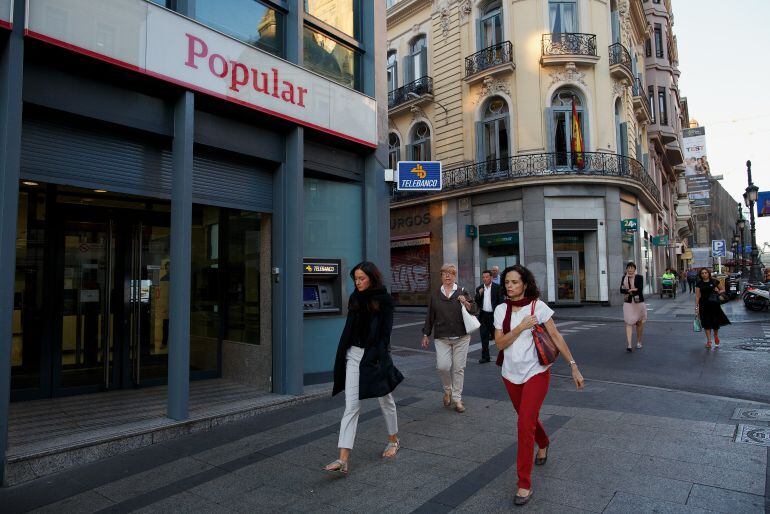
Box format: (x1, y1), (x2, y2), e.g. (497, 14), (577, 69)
(439, 263), (457, 276)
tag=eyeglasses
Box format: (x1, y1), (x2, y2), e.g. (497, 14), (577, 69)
(440, 271), (455, 276)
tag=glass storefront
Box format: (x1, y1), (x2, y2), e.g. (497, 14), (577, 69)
(304, 0), (357, 37)
(303, 27), (358, 89)
(11, 183), (266, 399)
(553, 231), (586, 301)
(194, 0), (284, 57)
(479, 226), (519, 272)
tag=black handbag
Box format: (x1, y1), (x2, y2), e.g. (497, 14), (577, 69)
(707, 291), (728, 305)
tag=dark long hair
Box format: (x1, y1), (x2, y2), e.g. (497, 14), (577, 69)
(698, 267), (713, 283)
(349, 261), (386, 312)
(501, 264), (541, 300)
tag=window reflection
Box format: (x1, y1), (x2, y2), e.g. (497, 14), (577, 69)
(195, 0), (283, 57)
(304, 0), (356, 38)
(303, 27), (358, 89)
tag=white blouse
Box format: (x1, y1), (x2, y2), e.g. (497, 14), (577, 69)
(494, 299), (555, 384)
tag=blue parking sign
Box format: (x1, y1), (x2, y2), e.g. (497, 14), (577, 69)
(711, 239), (726, 257)
(396, 161), (442, 191)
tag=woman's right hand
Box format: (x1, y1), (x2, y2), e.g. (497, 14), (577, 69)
(421, 335), (429, 348)
(518, 315), (538, 331)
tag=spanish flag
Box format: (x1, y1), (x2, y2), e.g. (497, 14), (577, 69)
(571, 99), (585, 170)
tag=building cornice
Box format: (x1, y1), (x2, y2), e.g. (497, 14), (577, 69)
(387, 0), (433, 29)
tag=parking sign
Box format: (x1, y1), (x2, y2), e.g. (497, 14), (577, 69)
(711, 240), (726, 257)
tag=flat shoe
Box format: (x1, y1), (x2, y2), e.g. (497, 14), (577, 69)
(382, 439), (400, 458)
(454, 401), (466, 413)
(443, 393), (451, 407)
(535, 447), (548, 466)
(514, 490), (533, 506)
(636, 343), (643, 349)
(626, 347), (633, 353)
(322, 459), (348, 477)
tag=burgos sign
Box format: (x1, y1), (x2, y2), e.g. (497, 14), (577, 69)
(25, 0), (377, 148)
(396, 161), (442, 191)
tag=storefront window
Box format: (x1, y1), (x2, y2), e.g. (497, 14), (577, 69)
(12, 190), (46, 391)
(553, 231), (586, 301)
(304, 0), (357, 38)
(191, 205), (221, 373)
(226, 211), (261, 344)
(479, 225), (519, 272)
(195, 0), (284, 57)
(303, 26), (358, 89)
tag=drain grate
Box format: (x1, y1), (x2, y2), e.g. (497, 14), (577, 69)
(732, 408), (770, 422)
(730, 337), (770, 352)
(735, 424), (770, 446)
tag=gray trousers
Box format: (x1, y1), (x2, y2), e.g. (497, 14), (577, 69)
(434, 335), (471, 402)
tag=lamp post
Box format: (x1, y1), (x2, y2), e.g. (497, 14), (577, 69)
(737, 202), (746, 274)
(744, 160), (762, 282)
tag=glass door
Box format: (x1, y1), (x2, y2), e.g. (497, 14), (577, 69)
(59, 220), (115, 390)
(555, 251), (580, 302)
(126, 222), (170, 386)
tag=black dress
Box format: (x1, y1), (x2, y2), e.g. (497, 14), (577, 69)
(696, 279), (730, 330)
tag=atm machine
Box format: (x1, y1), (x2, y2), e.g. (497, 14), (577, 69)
(302, 258), (342, 315)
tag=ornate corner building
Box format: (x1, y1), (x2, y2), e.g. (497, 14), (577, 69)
(386, 0), (692, 306)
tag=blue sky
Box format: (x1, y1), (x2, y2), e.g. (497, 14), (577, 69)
(675, 0), (770, 255)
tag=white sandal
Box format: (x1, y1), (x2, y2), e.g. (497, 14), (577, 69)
(323, 459), (348, 476)
(382, 439), (400, 458)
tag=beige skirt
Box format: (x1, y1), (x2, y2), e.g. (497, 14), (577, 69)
(623, 301), (648, 325)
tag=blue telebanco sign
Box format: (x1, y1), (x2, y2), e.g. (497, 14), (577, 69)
(396, 161), (442, 191)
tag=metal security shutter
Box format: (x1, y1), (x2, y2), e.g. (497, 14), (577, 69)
(21, 115), (172, 197)
(193, 150), (273, 212)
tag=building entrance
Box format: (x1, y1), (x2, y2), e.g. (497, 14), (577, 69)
(57, 205), (171, 393)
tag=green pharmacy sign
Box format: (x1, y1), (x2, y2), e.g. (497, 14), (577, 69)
(621, 218), (638, 232)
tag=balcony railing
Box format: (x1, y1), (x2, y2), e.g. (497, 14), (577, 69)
(632, 77), (644, 97)
(465, 41), (514, 77)
(388, 76), (433, 109)
(608, 43), (632, 73)
(391, 152), (661, 205)
(542, 33), (597, 57)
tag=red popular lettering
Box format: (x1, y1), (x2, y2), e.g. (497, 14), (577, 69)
(185, 33), (207, 69)
(230, 61), (248, 92)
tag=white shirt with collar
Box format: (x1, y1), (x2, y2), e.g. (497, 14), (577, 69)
(441, 282), (458, 298)
(482, 284), (493, 312)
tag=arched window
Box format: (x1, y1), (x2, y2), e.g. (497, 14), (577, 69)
(387, 51), (398, 92)
(476, 96), (510, 172)
(478, 2), (503, 50)
(388, 132), (401, 170)
(547, 88), (586, 167)
(408, 122), (431, 161)
(405, 35), (427, 84)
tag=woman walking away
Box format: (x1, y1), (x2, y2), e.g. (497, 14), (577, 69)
(324, 262), (404, 476)
(695, 267), (731, 350)
(620, 262), (647, 352)
(494, 265), (584, 506)
(421, 263), (477, 413)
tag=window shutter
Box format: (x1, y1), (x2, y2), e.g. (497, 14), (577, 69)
(643, 153), (650, 174)
(424, 138), (432, 161)
(611, 11), (620, 44)
(419, 46), (428, 79)
(636, 140), (642, 161)
(503, 114), (511, 155)
(544, 107), (554, 153)
(476, 18), (484, 51)
(620, 122), (629, 157)
(392, 61), (398, 90)
(475, 121), (485, 163)
(406, 143), (413, 161)
(403, 55), (413, 84)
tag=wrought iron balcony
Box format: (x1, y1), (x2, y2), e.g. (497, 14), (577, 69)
(608, 43), (632, 80)
(631, 77), (652, 124)
(388, 76), (433, 110)
(391, 152), (661, 207)
(541, 33), (598, 65)
(632, 77), (644, 97)
(465, 41), (515, 78)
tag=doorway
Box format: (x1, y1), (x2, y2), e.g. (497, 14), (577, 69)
(56, 206), (171, 394)
(554, 251), (580, 302)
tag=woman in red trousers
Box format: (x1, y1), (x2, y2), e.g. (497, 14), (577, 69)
(494, 265), (584, 506)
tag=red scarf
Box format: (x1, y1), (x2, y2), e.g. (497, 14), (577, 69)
(502, 297), (536, 334)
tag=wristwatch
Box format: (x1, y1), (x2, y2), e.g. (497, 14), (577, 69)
(569, 360), (577, 366)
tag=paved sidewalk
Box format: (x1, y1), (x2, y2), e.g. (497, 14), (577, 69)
(2, 350), (768, 513)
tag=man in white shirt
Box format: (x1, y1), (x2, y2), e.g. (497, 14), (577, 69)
(474, 270), (502, 363)
(491, 266), (501, 285)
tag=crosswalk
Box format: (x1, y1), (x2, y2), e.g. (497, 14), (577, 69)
(557, 321), (606, 335)
(763, 323), (770, 340)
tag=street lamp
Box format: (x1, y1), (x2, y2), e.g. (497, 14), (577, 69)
(744, 160), (762, 282)
(737, 202), (746, 274)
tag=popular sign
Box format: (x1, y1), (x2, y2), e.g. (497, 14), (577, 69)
(396, 161), (442, 191)
(0, 0), (11, 29)
(25, 0), (377, 147)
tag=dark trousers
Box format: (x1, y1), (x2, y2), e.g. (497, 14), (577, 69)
(479, 311), (495, 360)
(688, 279), (696, 293)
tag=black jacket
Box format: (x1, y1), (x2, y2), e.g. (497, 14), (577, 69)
(620, 274), (645, 303)
(474, 282), (503, 314)
(332, 289), (403, 399)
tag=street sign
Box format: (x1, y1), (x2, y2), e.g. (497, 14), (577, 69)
(465, 225), (477, 238)
(621, 218), (638, 232)
(396, 161), (442, 191)
(711, 239), (726, 257)
(652, 235), (669, 247)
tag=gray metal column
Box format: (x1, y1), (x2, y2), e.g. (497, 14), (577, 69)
(168, 91), (194, 420)
(0, 1), (24, 485)
(272, 1), (304, 395)
(522, 187), (548, 296)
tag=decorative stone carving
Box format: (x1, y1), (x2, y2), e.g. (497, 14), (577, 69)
(438, 6), (451, 40)
(458, 0), (472, 22)
(548, 62), (587, 88)
(410, 105), (427, 121)
(475, 76), (511, 105)
(612, 80), (629, 99)
(412, 23), (422, 36)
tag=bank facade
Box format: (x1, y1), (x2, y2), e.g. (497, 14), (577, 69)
(0, 0), (388, 482)
(387, 0), (691, 305)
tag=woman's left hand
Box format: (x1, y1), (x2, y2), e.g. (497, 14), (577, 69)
(571, 366), (585, 390)
(458, 296), (470, 308)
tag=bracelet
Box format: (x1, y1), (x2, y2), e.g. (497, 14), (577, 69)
(569, 360), (576, 366)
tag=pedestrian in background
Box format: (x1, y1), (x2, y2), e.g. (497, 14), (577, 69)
(421, 263), (477, 413)
(620, 262), (646, 352)
(494, 264), (584, 506)
(475, 270), (502, 363)
(324, 262), (403, 476)
(491, 265), (501, 285)
(687, 268), (698, 294)
(695, 267), (730, 350)
(679, 269), (688, 293)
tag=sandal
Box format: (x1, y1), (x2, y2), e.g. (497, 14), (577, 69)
(382, 439), (400, 458)
(636, 342), (643, 349)
(705, 342), (712, 349)
(323, 459), (348, 476)
(443, 393), (451, 407)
